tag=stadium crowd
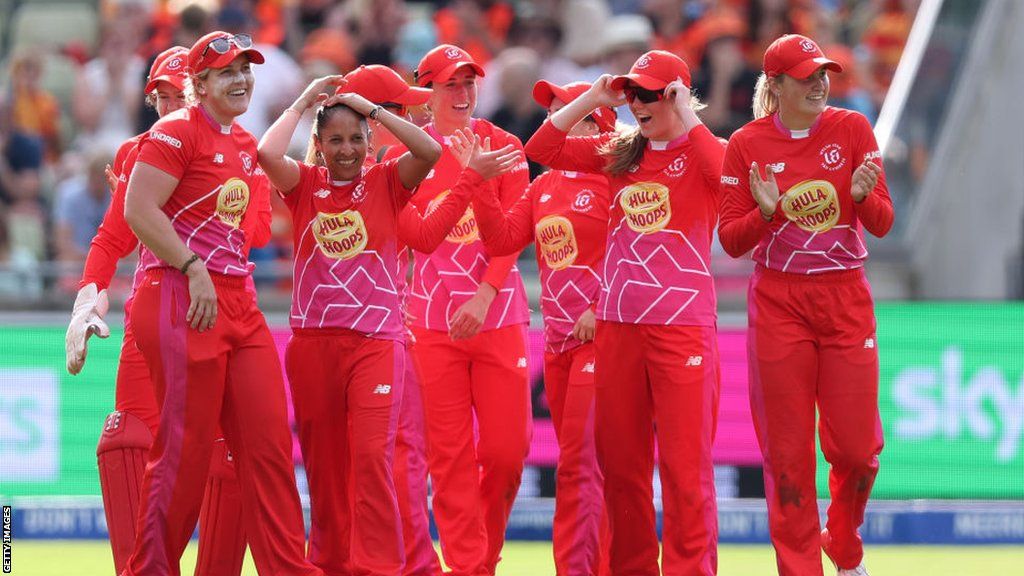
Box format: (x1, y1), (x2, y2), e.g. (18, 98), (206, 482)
(0, 0), (915, 302)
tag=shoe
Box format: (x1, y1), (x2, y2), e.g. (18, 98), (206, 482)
(821, 529), (870, 576)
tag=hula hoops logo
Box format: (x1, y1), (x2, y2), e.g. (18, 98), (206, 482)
(535, 215), (578, 270)
(620, 182), (671, 234)
(780, 179), (839, 232)
(428, 190), (479, 244)
(313, 210), (368, 260)
(216, 178), (250, 229)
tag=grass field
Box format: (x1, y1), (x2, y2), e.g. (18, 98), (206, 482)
(8, 541), (1024, 575)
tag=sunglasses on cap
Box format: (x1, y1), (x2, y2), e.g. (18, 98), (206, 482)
(201, 33), (254, 60)
(623, 85), (665, 104)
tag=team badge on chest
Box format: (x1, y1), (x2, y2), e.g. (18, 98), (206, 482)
(819, 143), (846, 171)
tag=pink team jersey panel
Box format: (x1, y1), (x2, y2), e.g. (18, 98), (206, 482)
(598, 143), (719, 327)
(135, 106), (260, 276)
(531, 170), (609, 354)
(723, 107), (882, 274)
(284, 161), (410, 340)
(404, 123), (530, 332)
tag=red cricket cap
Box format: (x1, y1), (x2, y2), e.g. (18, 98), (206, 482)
(145, 46), (189, 93)
(609, 50), (691, 92)
(532, 80), (617, 132)
(763, 34), (843, 79)
(337, 65), (432, 106)
(188, 31), (265, 76)
(414, 44), (485, 88)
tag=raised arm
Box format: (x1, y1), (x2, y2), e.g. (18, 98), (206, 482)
(258, 75), (344, 194)
(524, 75), (622, 172)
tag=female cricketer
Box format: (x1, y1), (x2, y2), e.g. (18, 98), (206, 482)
(387, 44), (532, 576)
(524, 50), (725, 575)
(469, 79), (616, 576)
(64, 45), (263, 576)
(719, 34), (894, 576)
(121, 31), (322, 576)
(335, 63), (519, 576)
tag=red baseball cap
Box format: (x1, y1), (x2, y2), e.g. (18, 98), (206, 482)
(532, 80), (617, 132)
(145, 46), (189, 93)
(188, 31), (265, 76)
(338, 65), (432, 106)
(609, 50), (691, 92)
(414, 44), (485, 88)
(763, 34), (843, 79)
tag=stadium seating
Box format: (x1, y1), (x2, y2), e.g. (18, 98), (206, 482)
(10, 2), (99, 53)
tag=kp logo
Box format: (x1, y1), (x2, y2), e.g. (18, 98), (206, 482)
(635, 55), (651, 69)
(800, 39), (818, 53)
(239, 151), (254, 175)
(572, 189), (595, 213)
(663, 154), (687, 178)
(445, 47), (463, 60)
(819, 143), (846, 171)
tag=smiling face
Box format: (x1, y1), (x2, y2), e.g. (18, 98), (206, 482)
(428, 68), (478, 129)
(196, 54), (254, 123)
(315, 106), (368, 182)
(154, 81), (187, 117)
(775, 67), (829, 127)
(625, 83), (684, 141)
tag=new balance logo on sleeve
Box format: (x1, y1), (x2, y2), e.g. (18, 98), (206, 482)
(373, 384), (392, 395)
(864, 338), (875, 349)
(516, 357), (527, 368)
(581, 362), (595, 374)
(685, 356), (703, 367)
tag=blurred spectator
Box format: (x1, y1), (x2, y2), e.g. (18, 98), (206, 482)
(434, 0), (515, 66)
(0, 128), (47, 268)
(602, 14), (654, 125)
(861, 0), (917, 108)
(815, 9), (877, 121)
(72, 24), (146, 152)
(560, 0), (612, 70)
(487, 47), (547, 178)
(218, 2), (305, 138)
(5, 52), (63, 164)
(300, 29), (357, 75)
(52, 151), (112, 265)
(137, 3), (213, 133)
(478, 15), (584, 118)
(692, 30), (760, 136)
(349, 0), (409, 66)
(395, 16), (440, 77)
(0, 204), (43, 299)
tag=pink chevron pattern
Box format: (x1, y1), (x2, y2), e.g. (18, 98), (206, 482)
(408, 239), (529, 332)
(139, 184), (253, 276)
(290, 219), (404, 339)
(758, 222), (868, 274)
(598, 216), (717, 327)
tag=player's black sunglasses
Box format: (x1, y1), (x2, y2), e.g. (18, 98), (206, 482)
(201, 33), (254, 60)
(623, 85), (665, 104)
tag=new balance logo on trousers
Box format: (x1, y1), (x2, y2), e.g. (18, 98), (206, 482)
(685, 356), (703, 367)
(373, 384), (392, 395)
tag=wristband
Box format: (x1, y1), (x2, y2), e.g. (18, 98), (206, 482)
(368, 105), (384, 120)
(284, 106), (303, 118)
(179, 253), (200, 275)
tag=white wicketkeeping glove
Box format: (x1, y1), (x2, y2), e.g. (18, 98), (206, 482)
(65, 283), (111, 375)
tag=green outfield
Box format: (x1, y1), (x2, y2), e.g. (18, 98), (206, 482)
(8, 541), (1024, 575)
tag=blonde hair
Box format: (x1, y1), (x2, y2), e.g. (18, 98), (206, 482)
(184, 71), (209, 106)
(752, 73), (779, 120)
(599, 94), (707, 175)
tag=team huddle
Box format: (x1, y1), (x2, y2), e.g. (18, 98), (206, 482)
(64, 29), (893, 576)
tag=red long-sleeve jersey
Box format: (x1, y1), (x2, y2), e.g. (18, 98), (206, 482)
(473, 169), (609, 353)
(525, 120), (725, 327)
(719, 107), (894, 272)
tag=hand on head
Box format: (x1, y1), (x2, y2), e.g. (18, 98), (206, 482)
(588, 75), (628, 108)
(297, 75), (347, 110)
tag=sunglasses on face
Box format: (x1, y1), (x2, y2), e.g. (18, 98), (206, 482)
(623, 85), (664, 104)
(201, 33), (254, 60)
